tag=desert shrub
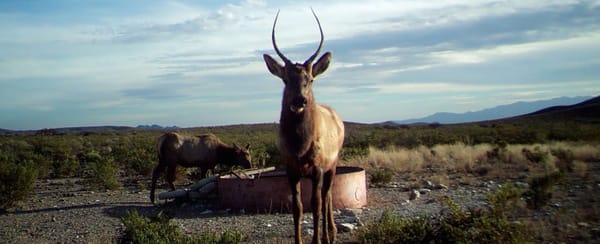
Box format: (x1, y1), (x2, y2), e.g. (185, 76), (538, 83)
(486, 183), (525, 219)
(524, 171), (565, 209)
(87, 152), (121, 190)
(125, 147), (156, 176)
(340, 145), (369, 161)
(53, 154), (79, 177)
(30, 136), (81, 177)
(357, 185), (529, 243)
(369, 168), (394, 186)
(486, 141), (508, 163)
(356, 209), (434, 243)
(0, 160), (38, 210)
(121, 210), (243, 244)
(551, 148), (574, 172)
(522, 146), (548, 164)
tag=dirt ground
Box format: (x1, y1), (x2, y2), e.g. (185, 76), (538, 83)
(1, 163), (599, 243)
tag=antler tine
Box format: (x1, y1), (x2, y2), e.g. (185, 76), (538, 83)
(272, 10), (292, 65)
(303, 8), (324, 66)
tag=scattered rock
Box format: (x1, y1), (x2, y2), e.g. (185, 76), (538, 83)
(409, 189), (420, 200)
(340, 208), (362, 218)
(422, 179), (435, 189)
(514, 182), (529, 188)
(338, 223), (356, 233)
(435, 183), (449, 190)
(419, 188), (432, 194)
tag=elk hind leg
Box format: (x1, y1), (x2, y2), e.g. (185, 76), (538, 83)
(150, 162), (167, 203)
(312, 169), (324, 244)
(165, 164), (177, 191)
(322, 171), (336, 243)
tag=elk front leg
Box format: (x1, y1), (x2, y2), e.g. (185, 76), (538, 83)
(312, 168), (324, 244)
(288, 174), (303, 244)
(166, 164), (177, 191)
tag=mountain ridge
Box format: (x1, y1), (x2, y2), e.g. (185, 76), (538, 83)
(391, 96), (592, 124)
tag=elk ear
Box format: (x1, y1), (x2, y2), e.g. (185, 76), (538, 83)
(245, 143), (250, 150)
(312, 52), (331, 78)
(263, 54), (284, 80)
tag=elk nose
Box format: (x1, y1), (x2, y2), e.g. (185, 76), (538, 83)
(294, 96), (308, 108)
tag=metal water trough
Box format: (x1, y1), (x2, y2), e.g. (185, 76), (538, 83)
(218, 166), (367, 213)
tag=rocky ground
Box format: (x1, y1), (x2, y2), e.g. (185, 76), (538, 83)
(1, 163), (599, 243)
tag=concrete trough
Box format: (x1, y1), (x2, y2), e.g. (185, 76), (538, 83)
(218, 166), (367, 213)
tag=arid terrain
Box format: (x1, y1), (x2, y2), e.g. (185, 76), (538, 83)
(2, 161), (599, 243)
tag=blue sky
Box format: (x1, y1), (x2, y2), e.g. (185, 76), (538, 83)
(1, 0), (599, 130)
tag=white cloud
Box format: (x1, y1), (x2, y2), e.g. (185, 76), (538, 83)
(428, 33), (600, 65)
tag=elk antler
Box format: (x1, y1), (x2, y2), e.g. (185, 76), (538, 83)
(303, 8), (324, 66)
(271, 9), (325, 66)
(271, 10), (292, 65)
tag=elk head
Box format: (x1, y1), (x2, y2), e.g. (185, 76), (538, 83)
(263, 9), (331, 114)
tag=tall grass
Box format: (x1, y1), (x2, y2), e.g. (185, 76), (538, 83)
(345, 142), (600, 177)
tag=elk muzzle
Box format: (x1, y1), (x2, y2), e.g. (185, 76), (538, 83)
(290, 96), (308, 113)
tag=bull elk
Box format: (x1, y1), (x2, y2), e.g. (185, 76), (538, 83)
(263, 9), (344, 244)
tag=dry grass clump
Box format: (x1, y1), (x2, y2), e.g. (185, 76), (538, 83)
(571, 160), (588, 178)
(429, 143), (491, 172)
(346, 143), (493, 174)
(344, 142), (600, 180)
(346, 146), (427, 173)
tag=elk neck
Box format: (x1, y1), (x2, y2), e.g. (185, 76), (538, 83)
(279, 102), (318, 157)
(215, 144), (237, 166)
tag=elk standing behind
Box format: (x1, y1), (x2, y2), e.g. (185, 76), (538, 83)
(149, 132), (251, 203)
(263, 10), (344, 244)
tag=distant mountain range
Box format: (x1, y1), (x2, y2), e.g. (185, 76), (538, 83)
(391, 96), (592, 124)
(1, 96), (597, 133)
(0, 124), (180, 134)
(136, 124), (180, 130)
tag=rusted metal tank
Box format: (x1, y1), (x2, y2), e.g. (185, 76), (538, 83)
(218, 166), (367, 213)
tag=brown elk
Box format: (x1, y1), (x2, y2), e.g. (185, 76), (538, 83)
(149, 132), (252, 203)
(263, 10), (345, 244)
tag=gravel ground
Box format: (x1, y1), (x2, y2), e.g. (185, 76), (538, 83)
(2, 165), (598, 243)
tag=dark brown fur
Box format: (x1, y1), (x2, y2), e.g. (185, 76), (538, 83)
(264, 9), (344, 244)
(149, 132), (251, 203)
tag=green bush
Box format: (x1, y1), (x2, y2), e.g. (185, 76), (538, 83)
(121, 210), (244, 244)
(122, 210), (184, 243)
(524, 171), (564, 209)
(356, 185), (530, 243)
(369, 168), (394, 186)
(551, 148), (574, 172)
(126, 147), (156, 176)
(0, 160), (38, 210)
(357, 209), (433, 243)
(87, 153), (121, 191)
(522, 146), (548, 163)
(340, 145), (369, 161)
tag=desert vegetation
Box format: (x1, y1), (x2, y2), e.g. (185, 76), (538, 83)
(1, 117), (599, 242)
